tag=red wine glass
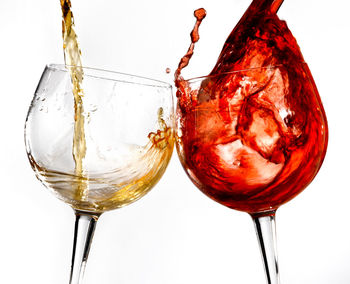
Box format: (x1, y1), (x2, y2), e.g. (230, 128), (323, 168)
(175, 64), (328, 283)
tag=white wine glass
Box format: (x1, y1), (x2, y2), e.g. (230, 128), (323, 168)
(25, 64), (174, 284)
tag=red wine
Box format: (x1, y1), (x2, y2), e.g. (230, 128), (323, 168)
(175, 1), (328, 215)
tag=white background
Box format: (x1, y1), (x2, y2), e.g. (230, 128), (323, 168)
(1, 0), (350, 283)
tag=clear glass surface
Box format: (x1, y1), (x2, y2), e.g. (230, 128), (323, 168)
(25, 64), (174, 284)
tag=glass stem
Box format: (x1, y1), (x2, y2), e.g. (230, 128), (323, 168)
(69, 210), (101, 284)
(252, 212), (280, 284)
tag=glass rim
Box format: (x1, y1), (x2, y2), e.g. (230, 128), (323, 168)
(47, 64), (172, 89)
(185, 63), (307, 83)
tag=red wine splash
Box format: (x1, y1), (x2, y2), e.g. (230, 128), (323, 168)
(175, 8), (206, 113)
(175, 0), (328, 215)
(210, 0), (303, 74)
(175, 8), (206, 84)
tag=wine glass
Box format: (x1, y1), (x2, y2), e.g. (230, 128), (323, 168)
(175, 64), (328, 283)
(25, 64), (174, 284)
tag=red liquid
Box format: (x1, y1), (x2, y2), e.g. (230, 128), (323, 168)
(175, 1), (328, 215)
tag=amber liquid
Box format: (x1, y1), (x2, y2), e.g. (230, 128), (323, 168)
(60, 0), (87, 201)
(43, 0), (175, 213)
(175, 1), (328, 215)
(29, 108), (174, 213)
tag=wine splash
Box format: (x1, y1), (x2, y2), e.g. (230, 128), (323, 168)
(60, 0), (87, 201)
(28, 106), (173, 213)
(175, 1), (328, 214)
(174, 8), (206, 85)
(58, 1), (174, 211)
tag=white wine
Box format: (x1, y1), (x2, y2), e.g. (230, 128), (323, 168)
(60, 0), (87, 201)
(33, 0), (174, 213)
(28, 120), (173, 212)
